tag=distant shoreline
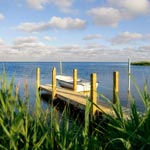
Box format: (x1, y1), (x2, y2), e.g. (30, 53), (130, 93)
(131, 61), (150, 66)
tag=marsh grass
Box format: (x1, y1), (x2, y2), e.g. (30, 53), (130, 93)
(0, 71), (150, 149)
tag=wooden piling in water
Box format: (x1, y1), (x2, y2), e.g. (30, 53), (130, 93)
(90, 73), (97, 118)
(73, 69), (77, 91)
(128, 58), (131, 95)
(36, 67), (40, 89)
(52, 67), (56, 100)
(59, 61), (62, 75)
(113, 71), (119, 104)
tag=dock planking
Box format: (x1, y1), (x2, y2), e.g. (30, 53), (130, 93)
(39, 84), (112, 114)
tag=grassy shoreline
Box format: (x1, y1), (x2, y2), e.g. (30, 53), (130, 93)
(131, 61), (150, 66)
(1, 71), (150, 149)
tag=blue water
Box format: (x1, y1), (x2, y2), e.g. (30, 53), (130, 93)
(0, 62), (150, 111)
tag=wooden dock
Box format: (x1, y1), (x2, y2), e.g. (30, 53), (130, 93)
(36, 67), (126, 119)
(39, 84), (112, 114)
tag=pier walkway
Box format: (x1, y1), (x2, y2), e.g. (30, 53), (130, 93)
(40, 84), (112, 114)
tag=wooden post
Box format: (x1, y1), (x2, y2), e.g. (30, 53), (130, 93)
(113, 71), (119, 104)
(60, 60), (62, 75)
(52, 67), (56, 100)
(73, 69), (77, 91)
(36, 67), (40, 89)
(128, 58), (131, 94)
(90, 73), (97, 118)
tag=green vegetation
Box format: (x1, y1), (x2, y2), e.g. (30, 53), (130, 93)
(131, 61), (150, 66)
(0, 71), (150, 149)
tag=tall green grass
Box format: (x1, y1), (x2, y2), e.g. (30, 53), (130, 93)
(0, 71), (150, 149)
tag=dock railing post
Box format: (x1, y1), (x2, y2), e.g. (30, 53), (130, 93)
(36, 67), (40, 90)
(73, 69), (77, 91)
(60, 60), (63, 75)
(90, 73), (97, 119)
(113, 71), (119, 104)
(128, 58), (131, 97)
(52, 67), (56, 100)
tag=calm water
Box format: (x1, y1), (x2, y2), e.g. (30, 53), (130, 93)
(1, 62), (150, 111)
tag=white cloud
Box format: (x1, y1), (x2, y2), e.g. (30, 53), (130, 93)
(17, 22), (49, 33)
(4, 36), (53, 61)
(52, 0), (75, 13)
(86, 0), (95, 2)
(17, 16), (86, 32)
(27, 0), (74, 13)
(13, 42), (46, 50)
(88, 7), (122, 27)
(110, 31), (149, 44)
(49, 16), (86, 30)
(51, 0), (73, 8)
(13, 36), (46, 51)
(44, 36), (56, 42)
(85, 43), (105, 50)
(145, 34), (150, 39)
(83, 34), (102, 40)
(108, 0), (150, 17)
(0, 38), (4, 44)
(88, 0), (150, 27)
(13, 36), (38, 45)
(27, 0), (73, 9)
(27, 0), (49, 10)
(0, 41), (21, 61)
(60, 44), (80, 51)
(140, 45), (150, 51)
(0, 13), (5, 20)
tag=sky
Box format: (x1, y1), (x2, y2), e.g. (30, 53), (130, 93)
(0, 0), (150, 62)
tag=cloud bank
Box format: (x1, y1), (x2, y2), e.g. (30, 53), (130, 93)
(17, 17), (86, 32)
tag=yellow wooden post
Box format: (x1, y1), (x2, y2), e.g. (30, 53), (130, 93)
(36, 67), (40, 89)
(52, 67), (56, 100)
(73, 69), (77, 91)
(90, 73), (97, 118)
(113, 71), (119, 104)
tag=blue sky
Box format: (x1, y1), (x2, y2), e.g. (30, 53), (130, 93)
(0, 0), (150, 62)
